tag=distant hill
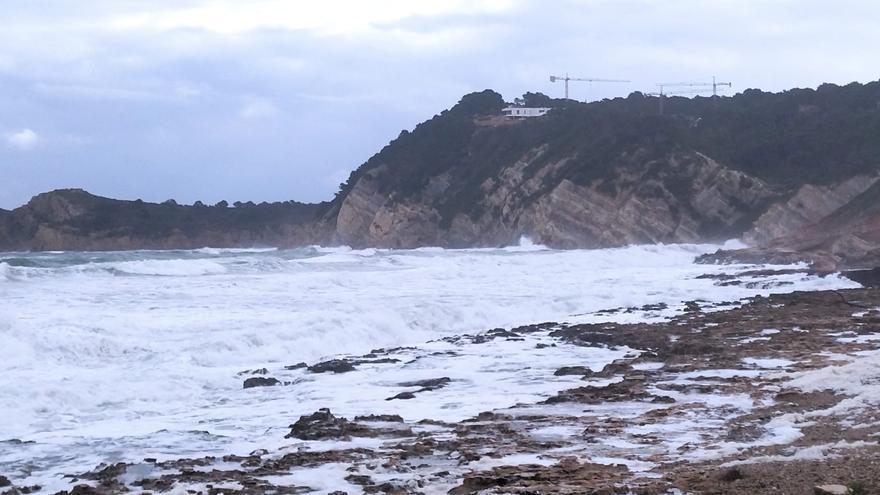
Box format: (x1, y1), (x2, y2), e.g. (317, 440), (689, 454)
(3, 80), (880, 267)
(0, 189), (329, 251)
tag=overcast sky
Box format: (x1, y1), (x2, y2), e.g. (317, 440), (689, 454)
(1, 0), (878, 208)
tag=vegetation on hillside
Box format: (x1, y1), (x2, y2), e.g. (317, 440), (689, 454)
(331, 80), (880, 225)
(17, 189), (323, 239)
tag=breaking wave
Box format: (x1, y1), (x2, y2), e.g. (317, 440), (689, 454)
(0, 242), (860, 490)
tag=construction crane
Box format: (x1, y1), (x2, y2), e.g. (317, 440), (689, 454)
(549, 73), (630, 100)
(655, 76), (732, 96)
(646, 87), (713, 116)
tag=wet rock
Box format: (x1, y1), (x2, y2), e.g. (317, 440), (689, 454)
(386, 377), (452, 401)
(356, 357), (400, 365)
(469, 411), (506, 422)
(354, 414), (404, 423)
(68, 485), (102, 495)
(844, 268), (880, 287)
(449, 458), (629, 494)
(386, 391), (416, 401)
(545, 379), (649, 404)
(684, 301), (701, 313)
(471, 334), (491, 344)
(308, 359), (356, 374)
(554, 366), (593, 376)
(284, 362), (308, 370)
(486, 328), (520, 338)
(719, 467), (744, 482)
(397, 377), (451, 390)
(243, 377), (280, 389)
(668, 341), (721, 356)
(0, 476), (9, 487)
(78, 462), (127, 482)
(725, 425), (763, 443)
(598, 361), (633, 377)
(651, 395), (676, 403)
(286, 409), (373, 440)
(369, 346), (415, 355)
(510, 322), (558, 333)
(344, 474), (373, 486)
(364, 482), (408, 494)
(238, 368), (268, 375)
(640, 302), (669, 311)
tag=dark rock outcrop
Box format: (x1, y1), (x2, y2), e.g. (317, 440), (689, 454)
(286, 409), (375, 440)
(307, 359), (356, 374)
(242, 377), (280, 389)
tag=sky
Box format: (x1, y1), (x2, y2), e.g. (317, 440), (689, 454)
(0, 0), (878, 209)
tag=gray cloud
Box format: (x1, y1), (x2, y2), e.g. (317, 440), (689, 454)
(0, 0), (877, 208)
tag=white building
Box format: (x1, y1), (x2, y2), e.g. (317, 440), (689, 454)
(502, 106), (551, 118)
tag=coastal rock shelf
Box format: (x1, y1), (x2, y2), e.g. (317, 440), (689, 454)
(10, 288), (879, 495)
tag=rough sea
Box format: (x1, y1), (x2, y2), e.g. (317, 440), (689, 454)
(0, 241), (859, 491)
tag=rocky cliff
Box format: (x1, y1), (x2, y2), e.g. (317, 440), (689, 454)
(3, 80), (880, 258)
(320, 82), (880, 256)
(0, 189), (331, 251)
(701, 179), (880, 270)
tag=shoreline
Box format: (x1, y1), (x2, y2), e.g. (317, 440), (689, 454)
(5, 287), (879, 495)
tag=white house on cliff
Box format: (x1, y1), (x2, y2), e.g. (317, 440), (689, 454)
(502, 106), (551, 118)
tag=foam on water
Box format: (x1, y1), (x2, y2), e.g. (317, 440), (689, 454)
(0, 242), (859, 490)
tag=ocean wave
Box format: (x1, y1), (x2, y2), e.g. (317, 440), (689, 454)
(502, 236), (550, 252)
(193, 247), (279, 256)
(0, 243), (862, 490)
(103, 259), (229, 276)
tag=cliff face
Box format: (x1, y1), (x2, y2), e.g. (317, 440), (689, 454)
(334, 148), (776, 248)
(3, 81), (880, 256)
(705, 180), (880, 270)
(324, 82), (880, 253)
(743, 175), (880, 246)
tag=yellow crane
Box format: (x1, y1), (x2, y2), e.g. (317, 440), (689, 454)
(549, 73), (630, 100)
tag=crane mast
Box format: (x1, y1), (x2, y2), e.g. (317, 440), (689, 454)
(647, 77), (732, 115)
(549, 73), (630, 100)
(656, 76), (732, 96)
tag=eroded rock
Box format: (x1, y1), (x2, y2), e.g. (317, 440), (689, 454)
(308, 359), (356, 374)
(242, 377), (280, 389)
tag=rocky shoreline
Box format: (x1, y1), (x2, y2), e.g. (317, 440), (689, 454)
(4, 286), (880, 495)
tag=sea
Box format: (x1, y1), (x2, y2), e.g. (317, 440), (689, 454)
(0, 240), (859, 492)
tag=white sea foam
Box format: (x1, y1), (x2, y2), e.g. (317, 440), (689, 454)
(106, 259), (230, 276)
(0, 243), (860, 490)
(194, 247), (279, 255)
